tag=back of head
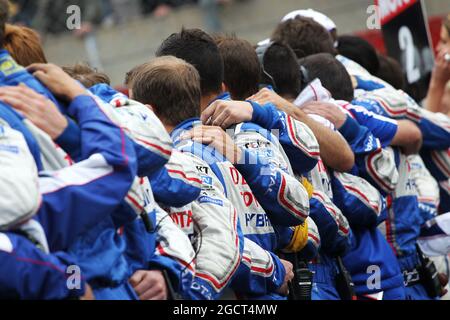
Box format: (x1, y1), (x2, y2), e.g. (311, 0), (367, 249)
(271, 17), (336, 59)
(376, 54), (406, 90)
(131, 56), (201, 126)
(62, 63), (110, 88)
(156, 28), (224, 97)
(281, 9), (338, 44)
(0, 0), (9, 47)
(337, 35), (380, 75)
(300, 53), (354, 102)
(261, 42), (303, 99)
(215, 34), (260, 100)
(4, 24), (47, 66)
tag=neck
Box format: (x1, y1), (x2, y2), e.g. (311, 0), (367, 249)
(200, 92), (221, 112)
(163, 123), (176, 134)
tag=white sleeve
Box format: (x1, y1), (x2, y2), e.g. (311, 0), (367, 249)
(0, 123), (40, 230)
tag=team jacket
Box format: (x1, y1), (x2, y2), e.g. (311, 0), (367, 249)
(245, 94), (352, 258)
(35, 95), (137, 252)
(154, 143), (287, 299)
(90, 84), (203, 209)
(408, 155), (440, 222)
(330, 104), (388, 228)
(0, 122), (40, 231)
(153, 205), (197, 296)
(94, 87), (203, 293)
(90, 84), (202, 209)
(330, 105), (403, 295)
(295, 77), (405, 295)
(0, 50), (66, 111)
(217, 93), (315, 227)
(354, 84), (450, 213)
(351, 89), (424, 259)
(0, 121), (79, 300)
(0, 49), (81, 170)
(171, 119), (293, 299)
(31, 92), (167, 289)
(290, 79), (400, 197)
(335, 101), (400, 197)
(119, 176), (197, 296)
(149, 150), (202, 208)
(0, 232), (85, 299)
(377, 152), (426, 258)
(404, 94), (450, 213)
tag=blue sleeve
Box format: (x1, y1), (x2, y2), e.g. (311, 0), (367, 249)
(54, 117), (81, 161)
(148, 254), (189, 296)
(0, 232), (85, 300)
(0, 102), (43, 170)
(412, 117), (450, 150)
(338, 116), (381, 157)
(331, 173), (387, 228)
(66, 95), (137, 166)
(355, 75), (385, 91)
(122, 217), (157, 274)
(297, 218), (321, 262)
(88, 83), (123, 103)
(235, 149), (309, 226)
(308, 198), (351, 256)
(250, 101), (319, 173)
(149, 167), (201, 208)
(348, 101), (399, 147)
(36, 95), (137, 252)
(230, 240), (285, 296)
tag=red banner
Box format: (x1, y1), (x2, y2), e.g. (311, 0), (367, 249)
(375, 0), (418, 25)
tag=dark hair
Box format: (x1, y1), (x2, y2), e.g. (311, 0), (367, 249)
(156, 28), (224, 96)
(337, 35), (380, 75)
(261, 42), (303, 99)
(376, 54), (406, 90)
(300, 53), (354, 102)
(214, 34), (260, 100)
(62, 63), (110, 87)
(0, 0), (9, 46)
(271, 17), (336, 59)
(131, 56), (201, 126)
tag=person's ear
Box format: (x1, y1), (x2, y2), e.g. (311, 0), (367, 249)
(221, 82), (227, 93)
(350, 75), (357, 89)
(145, 104), (154, 112)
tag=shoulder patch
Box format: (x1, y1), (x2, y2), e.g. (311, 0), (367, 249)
(198, 196), (223, 207)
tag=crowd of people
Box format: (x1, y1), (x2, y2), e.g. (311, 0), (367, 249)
(9, 0), (238, 32)
(0, 0), (450, 300)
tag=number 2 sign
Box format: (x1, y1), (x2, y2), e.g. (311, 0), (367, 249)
(375, 0), (434, 102)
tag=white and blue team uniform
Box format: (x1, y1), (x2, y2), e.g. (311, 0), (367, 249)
(172, 118), (294, 300)
(352, 86), (439, 300)
(0, 93), (138, 298)
(84, 84), (204, 298)
(245, 99), (354, 300)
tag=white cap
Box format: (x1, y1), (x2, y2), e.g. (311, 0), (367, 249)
(282, 9), (337, 32)
(257, 38), (271, 47)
